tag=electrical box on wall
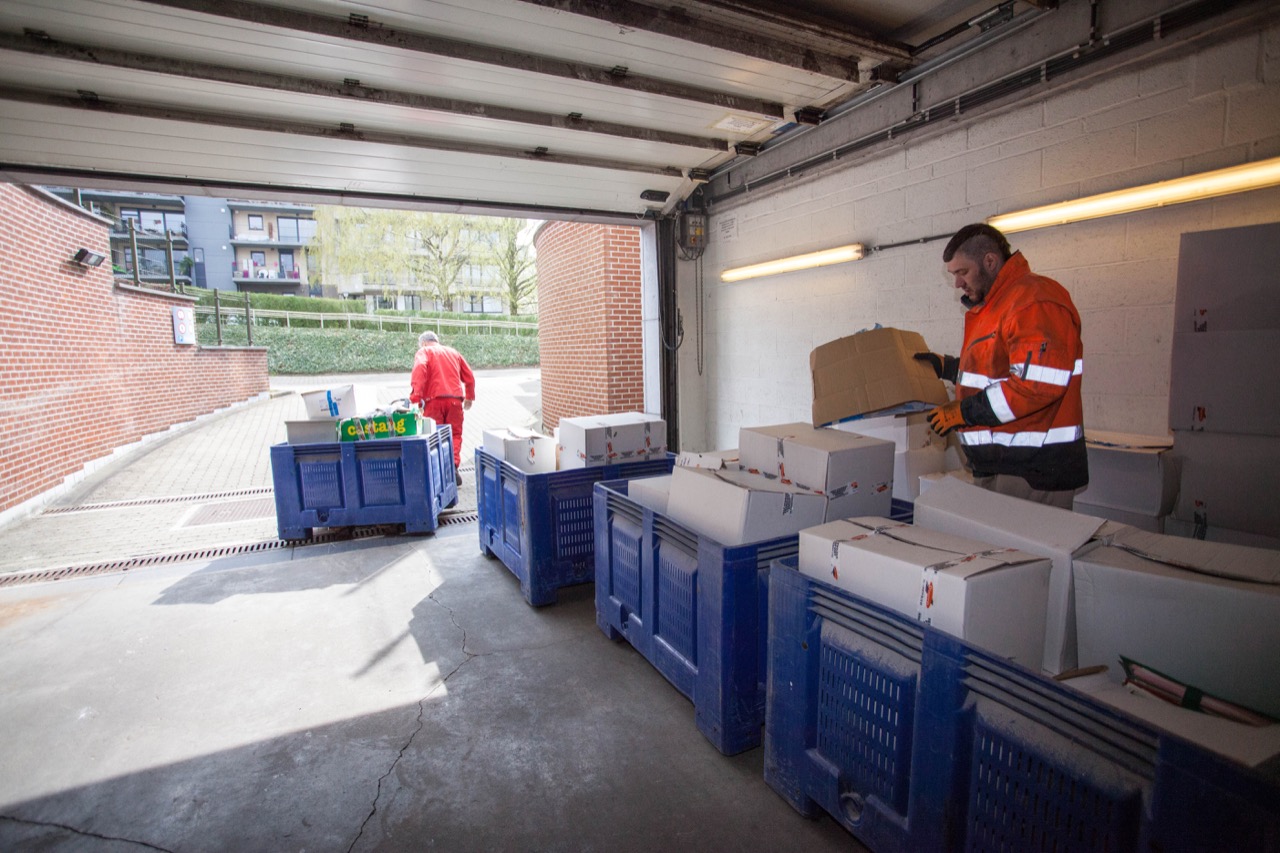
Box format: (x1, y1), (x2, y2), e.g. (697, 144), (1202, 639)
(679, 212), (707, 252)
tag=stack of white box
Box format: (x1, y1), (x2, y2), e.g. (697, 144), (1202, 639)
(1165, 222), (1280, 550)
(483, 427), (557, 474)
(833, 412), (952, 500)
(556, 412), (666, 469)
(1071, 430), (1180, 532)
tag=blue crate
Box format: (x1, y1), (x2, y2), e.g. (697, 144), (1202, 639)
(427, 426), (458, 513)
(270, 425), (454, 541)
(476, 448), (675, 607)
(594, 479), (800, 755)
(764, 558), (1280, 852)
(888, 497), (914, 523)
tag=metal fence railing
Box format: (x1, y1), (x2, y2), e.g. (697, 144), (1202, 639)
(192, 305), (537, 336)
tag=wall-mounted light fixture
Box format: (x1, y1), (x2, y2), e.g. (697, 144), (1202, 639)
(988, 155), (1280, 234)
(71, 248), (107, 267)
(721, 243), (865, 283)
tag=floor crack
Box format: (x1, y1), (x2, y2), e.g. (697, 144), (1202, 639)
(346, 591), (474, 853)
(0, 814), (173, 851)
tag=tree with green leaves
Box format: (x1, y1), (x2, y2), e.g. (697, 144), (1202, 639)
(483, 218), (538, 316)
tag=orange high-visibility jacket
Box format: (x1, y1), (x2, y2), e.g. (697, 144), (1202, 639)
(955, 252), (1089, 491)
(409, 342), (475, 405)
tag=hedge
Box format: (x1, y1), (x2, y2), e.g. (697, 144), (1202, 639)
(197, 323), (539, 374)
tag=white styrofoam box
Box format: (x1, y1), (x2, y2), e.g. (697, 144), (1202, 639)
(483, 427), (556, 474)
(1169, 330), (1280, 435)
(1066, 672), (1280, 768)
(913, 476), (1108, 674)
(301, 385), (359, 419)
(832, 412), (942, 452)
(1173, 222), (1280, 334)
(1075, 430), (1179, 516)
(738, 423), (893, 521)
(799, 518), (1051, 669)
(893, 446), (947, 501)
(1073, 528), (1280, 718)
(557, 412), (666, 469)
(627, 474), (671, 515)
(665, 466), (828, 547)
(675, 448), (739, 470)
(943, 438), (966, 472)
(1072, 501), (1163, 533)
(1171, 430), (1280, 541)
(285, 418), (339, 444)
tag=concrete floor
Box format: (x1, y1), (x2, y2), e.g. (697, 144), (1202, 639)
(0, 368), (865, 850)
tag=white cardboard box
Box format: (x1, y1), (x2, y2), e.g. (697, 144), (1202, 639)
(1073, 528), (1280, 718)
(557, 412), (666, 469)
(285, 417), (340, 444)
(301, 385), (359, 419)
(1169, 330), (1280, 435)
(483, 427), (556, 474)
(798, 518), (1051, 669)
(912, 476), (1108, 674)
(627, 474), (672, 514)
(738, 423), (893, 521)
(1066, 672), (1280, 768)
(1074, 430), (1179, 516)
(665, 466), (828, 546)
(1072, 500), (1163, 533)
(675, 448), (739, 470)
(1171, 430), (1280, 540)
(893, 446), (947, 501)
(832, 412), (941, 452)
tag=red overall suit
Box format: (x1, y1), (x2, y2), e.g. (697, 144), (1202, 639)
(409, 341), (475, 469)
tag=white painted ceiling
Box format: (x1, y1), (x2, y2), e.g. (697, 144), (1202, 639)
(0, 0), (1052, 219)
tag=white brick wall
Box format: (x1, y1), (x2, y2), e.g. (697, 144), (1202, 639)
(679, 23), (1280, 450)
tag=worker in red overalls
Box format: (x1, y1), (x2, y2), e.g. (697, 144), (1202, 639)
(409, 331), (475, 484)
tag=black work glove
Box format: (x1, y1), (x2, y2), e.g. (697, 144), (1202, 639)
(913, 352), (958, 383)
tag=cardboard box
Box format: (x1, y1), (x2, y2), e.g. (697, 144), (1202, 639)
(301, 385), (359, 419)
(557, 412), (666, 469)
(665, 466), (828, 546)
(339, 411), (429, 441)
(798, 518), (1051, 669)
(1169, 330), (1280, 435)
(1074, 430), (1179, 516)
(809, 327), (950, 428)
(675, 449), (739, 470)
(918, 470), (975, 497)
(285, 417), (339, 445)
(627, 474), (672, 514)
(912, 476), (1108, 674)
(483, 427), (556, 474)
(1073, 528), (1280, 718)
(738, 423), (893, 521)
(1072, 500), (1163, 533)
(1065, 672), (1280, 768)
(1164, 517), (1280, 551)
(832, 412), (941, 452)
(1173, 222), (1280, 334)
(1171, 430), (1280, 539)
(893, 446), (947, 501)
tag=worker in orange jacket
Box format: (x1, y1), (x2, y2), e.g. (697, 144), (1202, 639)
(409, 331), (475, 482)
(917, 223), (1088, 508)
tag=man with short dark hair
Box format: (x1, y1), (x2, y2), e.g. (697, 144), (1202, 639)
(916, 223), (1087, 508)
(410, 331), (475, 484)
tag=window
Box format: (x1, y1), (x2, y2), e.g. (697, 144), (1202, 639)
(119, 209), (140, 232)
(250, 251), (266, 268)
(462, 295), (484, 314)
(248, 215), (264, 230)
(404, 294), (422, 311)
(141, 210), (165, 233)
(277, 217), (314, 242)
(193, 248), (205, 263)
(279, 251), (296, 277)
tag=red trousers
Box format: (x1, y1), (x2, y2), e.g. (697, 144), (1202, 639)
(424, 398), (465, 468)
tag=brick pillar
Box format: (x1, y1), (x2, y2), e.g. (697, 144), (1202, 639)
(533, 222), (644, 431)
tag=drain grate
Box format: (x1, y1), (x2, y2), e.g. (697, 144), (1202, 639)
(43, 487), (275, 515)
(184, 497), (277, 526)
(438, 511), (478, 526)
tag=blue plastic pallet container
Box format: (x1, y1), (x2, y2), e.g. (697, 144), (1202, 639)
(427, 426), (459, 514)
(476, 448), (674, 607)
(594, 479), (800, 755)
(764, 557), (1280, 852)
(270, 426), (454, 541)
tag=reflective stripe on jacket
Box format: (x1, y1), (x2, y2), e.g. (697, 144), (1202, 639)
(409, 342), (476, 405)
(956, 252), (1088, 491)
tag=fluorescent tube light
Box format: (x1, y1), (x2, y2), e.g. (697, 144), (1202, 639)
(721, 243), (865, 283)
(988, 156), (1280, 233)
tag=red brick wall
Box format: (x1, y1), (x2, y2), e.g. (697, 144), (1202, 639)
(0, 184), (268, 515)
(534, 222), (644, 430)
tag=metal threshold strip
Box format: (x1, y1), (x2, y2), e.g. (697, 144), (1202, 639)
(0, 511), (479, 589)
(42, 487), (276, 515)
